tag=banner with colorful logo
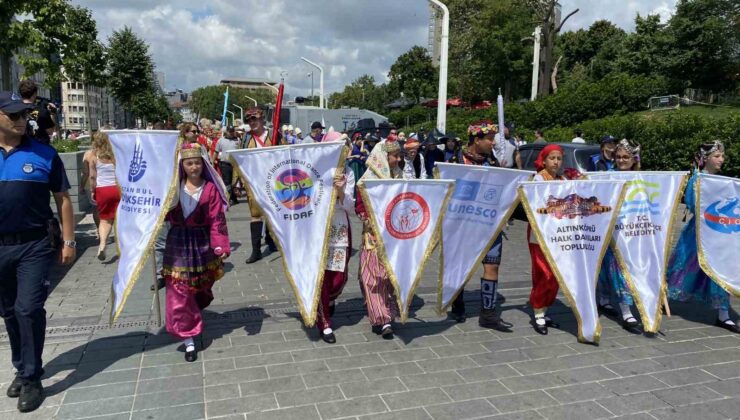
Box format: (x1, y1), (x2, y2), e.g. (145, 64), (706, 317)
(230, 142), (346, 325)
(357, 179), (454, 321)
(587, 172), (687, 333)
(108, 130), (181, 323)
(436, 163), (533, 312)
(519, 180), (626, 343)
(696, 173), (740, 296)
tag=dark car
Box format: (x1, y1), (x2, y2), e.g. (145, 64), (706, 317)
(518, 142), (601, 173)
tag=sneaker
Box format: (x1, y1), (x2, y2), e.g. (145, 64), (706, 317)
(17, 379), (43, 413)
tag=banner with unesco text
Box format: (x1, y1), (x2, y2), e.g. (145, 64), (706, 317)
(108, 130), (181, 323)
(357, 179), (454, 321)
(696, 173), (740, 296)
(587, 171), (686, 333)
(230, 142), (346, 326)
(436, 163), (533, 312)
(519, 180), (626, 344)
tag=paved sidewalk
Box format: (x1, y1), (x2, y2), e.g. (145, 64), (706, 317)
(0, 203), (738, 419)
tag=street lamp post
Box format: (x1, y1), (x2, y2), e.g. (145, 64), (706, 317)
(244, 95), (257, 107)
(307, 72), (314, 106)
(300, 57), (324, 108)
(233, 104), (243, 122)
(263, 82), (279, 94)
(428, 0), (449, 133)
(226, 110), (235, 126)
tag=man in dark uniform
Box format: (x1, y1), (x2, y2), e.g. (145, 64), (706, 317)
(19, 80), (56, 145)
(0, 91), (76, 412)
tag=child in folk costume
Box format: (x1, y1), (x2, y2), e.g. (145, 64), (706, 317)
(449, 121), (513, 332)
(355, 140), (403, 339)
(316, 132), (356, 344)
(528, 145), (565, 335)
(667, 141), (739, 333)
(597, 139), (641, 332)
(162, 143), (230, 362)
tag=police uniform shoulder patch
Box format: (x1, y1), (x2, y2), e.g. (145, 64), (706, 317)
(23, 163), (34, 174)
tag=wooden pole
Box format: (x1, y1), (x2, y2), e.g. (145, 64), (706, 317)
(152, 252), (162, 327)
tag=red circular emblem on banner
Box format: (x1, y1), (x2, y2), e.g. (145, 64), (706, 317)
(384, 192), (431, 239)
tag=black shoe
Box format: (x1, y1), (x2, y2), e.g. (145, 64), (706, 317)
(185, 349), (198, 362)
(321, 331), (337, 344)
(450, 293), (466, 323)
(381, 325), (394, 340)
(533, 319), (548, 335)
(716, 318), (740, 334)
(479, 309), (513, 332)
(245, 250), (262, 264)
(6, 375), (22, 398)
(622, 316), (641, 334)
(597, 303), (618, 317)
(150, 277), (165, 291)
(246, 222), (264, 264)
(17, 379), (43, 413)
(371, 325), (382, 335)
(450, 312), (466, 323)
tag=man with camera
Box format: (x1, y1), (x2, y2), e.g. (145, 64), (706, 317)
(0, 91), (75, 412)
(19, 80), (56, 145)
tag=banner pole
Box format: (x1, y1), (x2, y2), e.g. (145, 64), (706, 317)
(152, 252), (162, 327)
(663, 295), (671, 317)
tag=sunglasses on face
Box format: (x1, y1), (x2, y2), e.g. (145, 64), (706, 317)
(6, 111), (28, 121)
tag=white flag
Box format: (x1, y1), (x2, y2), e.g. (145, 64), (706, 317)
(436, 163), (533, 312)
(358, 179), (454, 321)
(587, 172), (687, 332)
(108, 130), (181, 323)
(230, 142), (346, 325)
(696, 173), (740, 296)
(519, 180), (626, 343)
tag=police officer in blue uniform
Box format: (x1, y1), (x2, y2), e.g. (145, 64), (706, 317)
(0, 91), (76, 413)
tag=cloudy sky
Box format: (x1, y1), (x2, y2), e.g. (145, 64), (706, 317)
(71, 0), (677, 98)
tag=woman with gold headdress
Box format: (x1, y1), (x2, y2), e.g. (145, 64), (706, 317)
(667, 141), (738, 333)
(597, 139), (641, 333)
(162, 143), (231, 361)
(355, 139), (403, 339)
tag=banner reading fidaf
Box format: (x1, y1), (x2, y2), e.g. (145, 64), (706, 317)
(587, 172), (687, 333)
(436, 163), (533, 312)
(519, 180), (626, 344)
(697, 173), (740, 296)
(358, 179), (454, 321)
(230, 142), (346, 326)
(108, 130), (181, 323)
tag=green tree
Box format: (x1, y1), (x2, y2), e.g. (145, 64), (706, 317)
(387, 46), (437, 104)
(0, 0), (105, 91)
(328, 75), (389, 113)
(663, 0), (740, 92)
(615, 14), (671, 78)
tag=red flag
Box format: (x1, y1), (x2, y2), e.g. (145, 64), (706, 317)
(271, 80), (284, 145)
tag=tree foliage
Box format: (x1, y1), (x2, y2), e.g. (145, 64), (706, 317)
(387, 46), (437, 104)
(328, 75), (389, 112)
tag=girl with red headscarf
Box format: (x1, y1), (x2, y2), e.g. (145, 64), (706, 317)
(528, 145), (565, 335)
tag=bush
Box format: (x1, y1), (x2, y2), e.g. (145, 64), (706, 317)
(52, 139), (80, 153)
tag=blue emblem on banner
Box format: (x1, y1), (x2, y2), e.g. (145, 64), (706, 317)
(128, 143), (147, 183)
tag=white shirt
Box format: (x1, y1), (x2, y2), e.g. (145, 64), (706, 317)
(180, 182), (203, 219)
(493, 134), (517, 168)
(402, 155), (428, 180)
(572, 137), (586, 144)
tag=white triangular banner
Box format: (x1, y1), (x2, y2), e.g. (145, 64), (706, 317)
(519, 180), (626, 343)
(436, 163), (533, 312)
(108, 130), (181, 323)
(230, 142), (346, 325)
(358, 179), (454, 321)
(587, 172), (687, 332)
(697, 173), (740, 296)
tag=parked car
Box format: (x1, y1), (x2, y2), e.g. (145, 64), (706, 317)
(518, 142), (600, 174)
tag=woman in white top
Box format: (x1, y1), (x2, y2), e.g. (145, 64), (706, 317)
(89, 132), (121, 261)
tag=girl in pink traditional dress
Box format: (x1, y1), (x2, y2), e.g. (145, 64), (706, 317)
(316, 132), (355, 343)
(162, 143), (230, 362)
(355, 140), (403, 339)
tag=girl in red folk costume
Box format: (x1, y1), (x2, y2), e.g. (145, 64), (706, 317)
(528, 145), (565, 335)
(356, 140), (403, 339)
(162, 143), (230, 362)
(316, 132), (355, 343)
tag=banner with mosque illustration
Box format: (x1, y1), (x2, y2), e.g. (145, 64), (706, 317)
(108, 130), (181, 323)
(230, 142), (346, 326)
(587, 172), (687, 333)
(436, 163), (533, 313)
(519, 180), (626, 344)
(696, 173), (740, 296)
(357, 179), (454, 321)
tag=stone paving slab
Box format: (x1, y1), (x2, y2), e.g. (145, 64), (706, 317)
(0, 205), (738, 419)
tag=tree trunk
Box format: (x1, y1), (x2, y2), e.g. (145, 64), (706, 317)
(551, 55), (563, 93)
